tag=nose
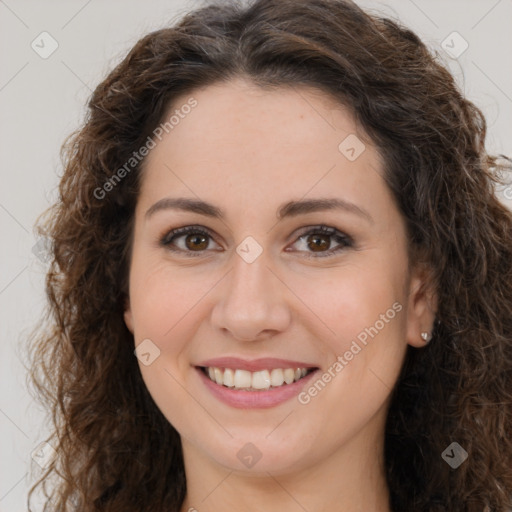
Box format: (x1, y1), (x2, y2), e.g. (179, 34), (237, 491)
(210, 249), (291, 342)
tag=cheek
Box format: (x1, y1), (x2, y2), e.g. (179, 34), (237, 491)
(128, 257), (209, 341)
(292, 260), (407, 415)
(290, 260), (405, 354)
(300, 265), (406, 409)
(129, 262), (206, 431)
(296, 273), (406, 447)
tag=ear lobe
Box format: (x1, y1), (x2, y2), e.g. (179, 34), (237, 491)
(123, 298), (134, 334)
(405, 263), (438, 348)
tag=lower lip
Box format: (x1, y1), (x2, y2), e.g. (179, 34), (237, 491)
(196, 367), (319, 409)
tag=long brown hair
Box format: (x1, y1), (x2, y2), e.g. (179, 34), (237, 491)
(26, 0), (512, 510)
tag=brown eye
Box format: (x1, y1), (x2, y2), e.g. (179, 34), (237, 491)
(184, 233), (209, 251)
(161, 226), (217, 256)
(306, 233), (331, 252)
(161, 224), (353, 258)
(288, 225), (353, 258)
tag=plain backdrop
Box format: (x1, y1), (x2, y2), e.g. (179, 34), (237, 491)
(1, 0), (511, 510)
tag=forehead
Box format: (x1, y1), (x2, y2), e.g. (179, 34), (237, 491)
(154, 78), (365, 161)
(138, 78), (392, 224)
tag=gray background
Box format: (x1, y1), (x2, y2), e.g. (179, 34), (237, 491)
(1, 0), (511, 510)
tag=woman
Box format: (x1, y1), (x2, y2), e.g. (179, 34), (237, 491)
(27, 0), (512, 510)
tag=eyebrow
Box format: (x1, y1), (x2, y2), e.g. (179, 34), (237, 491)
(145, 197), (373, 224)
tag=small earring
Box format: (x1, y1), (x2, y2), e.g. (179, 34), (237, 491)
(421, 331), (432, 343)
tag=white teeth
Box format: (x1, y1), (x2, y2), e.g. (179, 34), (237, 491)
(270, 369), (284, 387)
(252, 370), (271, 390)
(204, 366), (313, 390)
(234, 369), (252, 388)
(223, 368), (235, 387)
(214, 367), (223, 385)
(283, 368), (295, 384)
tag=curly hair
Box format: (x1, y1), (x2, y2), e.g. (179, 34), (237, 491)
(26, 0), (512, 510)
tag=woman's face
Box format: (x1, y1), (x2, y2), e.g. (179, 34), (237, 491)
(124, 78), (435, 475)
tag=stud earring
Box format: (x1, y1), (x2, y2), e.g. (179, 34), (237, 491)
(421, 331), (432, 343)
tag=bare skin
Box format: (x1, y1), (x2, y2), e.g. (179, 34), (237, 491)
(123, 77), (437, 512)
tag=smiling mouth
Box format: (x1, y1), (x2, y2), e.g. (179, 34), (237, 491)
(198, 366), (317, 391)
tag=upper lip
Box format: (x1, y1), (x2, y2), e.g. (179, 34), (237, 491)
(196, 357), (318, 372)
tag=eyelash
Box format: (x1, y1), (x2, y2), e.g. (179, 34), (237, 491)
(159, 225), (354, 259)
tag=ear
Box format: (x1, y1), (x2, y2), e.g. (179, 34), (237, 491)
(123, 296), (134, 334)
(405, 262), (438, 348)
